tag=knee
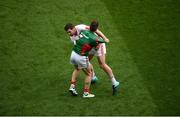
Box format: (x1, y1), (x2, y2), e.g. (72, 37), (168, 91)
(85, 70), (92, 77)
(99, 63), (106, 69)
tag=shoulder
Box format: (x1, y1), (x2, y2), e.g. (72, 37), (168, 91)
(75, 24), (89, 30)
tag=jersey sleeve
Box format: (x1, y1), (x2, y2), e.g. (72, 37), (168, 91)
(75, 24), (89, 34)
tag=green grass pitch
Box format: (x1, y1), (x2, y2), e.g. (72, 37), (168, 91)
(0, 0), (179, 115)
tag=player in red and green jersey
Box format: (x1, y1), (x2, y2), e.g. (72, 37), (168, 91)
(69, 24), (106, 98)
(65, 23), (104, 84)
(65, 21), (119, 97)
(72, 30), (106, 56)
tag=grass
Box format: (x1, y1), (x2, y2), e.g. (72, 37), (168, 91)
(0, 0), (179, 115)
(102, 0), (180, 115)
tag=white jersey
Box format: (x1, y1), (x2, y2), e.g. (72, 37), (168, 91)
(70, 24), (89, 44)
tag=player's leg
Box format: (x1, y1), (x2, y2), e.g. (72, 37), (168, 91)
(69, 51), (80, 96)
(82, 66), (95, 98)
(97, 55), (114, 82)
(95, 44), (117, 83)
(95, 43), (120, 95)
(69, 66), (79, 96)
(97, 55), (119, 95)
(89, 63), (98, 84)
(70, 67), (81, 85)
(89, 51), (99, 83)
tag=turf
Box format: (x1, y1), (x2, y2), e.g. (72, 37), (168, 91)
(102, 0), (180, 115)
(0, 0), (179, 115)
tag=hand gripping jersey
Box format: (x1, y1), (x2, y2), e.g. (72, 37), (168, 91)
(73, 30), (106, 56)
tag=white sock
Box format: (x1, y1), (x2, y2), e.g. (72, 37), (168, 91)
(111, 77), (117, 85)
(70, 84), (75, 89)
(109, 74), (117, 85)
(92, 71), (96, 80)
(84, 92), (89, 95)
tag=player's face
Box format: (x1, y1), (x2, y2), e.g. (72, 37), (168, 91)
(66, 28), (76, 36)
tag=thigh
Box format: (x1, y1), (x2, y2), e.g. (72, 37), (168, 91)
(82, 64), (92, 75)
(96, 43), (106, 56)
(97, 54), (106, 65)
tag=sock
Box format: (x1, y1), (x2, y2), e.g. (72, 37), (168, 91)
(83, 88), (89, 94)
(109, 74), (117, 85)
(111, 77), (117, 85)
(70, 81), (76, 89)
(92, 71), (96, 80)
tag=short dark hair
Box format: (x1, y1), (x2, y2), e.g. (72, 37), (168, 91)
(90, 21), (99, 32)
(64, 23), (74, 31)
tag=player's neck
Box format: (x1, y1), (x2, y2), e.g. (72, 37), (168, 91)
(74, 31), (77, 36)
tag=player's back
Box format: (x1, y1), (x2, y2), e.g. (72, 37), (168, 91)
(73, 30), (105, 56)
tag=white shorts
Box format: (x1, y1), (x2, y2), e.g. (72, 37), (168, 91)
(89, 43), (106, 56)
(70, 51), (90, 69)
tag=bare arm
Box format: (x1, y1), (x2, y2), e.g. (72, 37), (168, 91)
(95, 29), (109, 43)
(86, 25), (109, 43)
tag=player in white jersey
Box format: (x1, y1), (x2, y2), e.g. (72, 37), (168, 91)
(64, 21), (119, 95)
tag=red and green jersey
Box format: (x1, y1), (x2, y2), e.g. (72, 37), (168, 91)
(73, 30), (106, 56)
